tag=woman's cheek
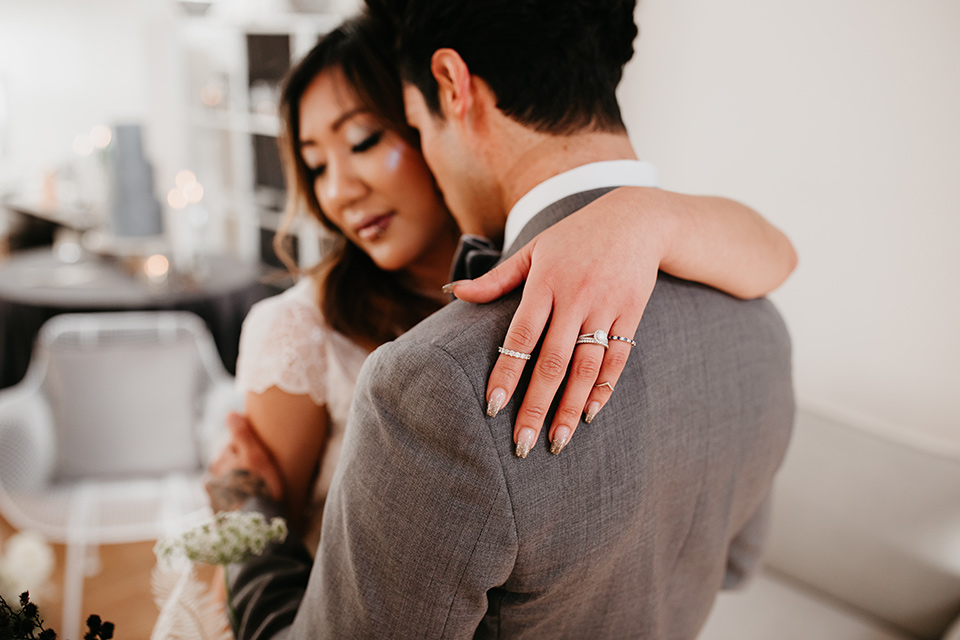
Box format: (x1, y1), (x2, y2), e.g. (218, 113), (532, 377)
(385, 146), (403, 173)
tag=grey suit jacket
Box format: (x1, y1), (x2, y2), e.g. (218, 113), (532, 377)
(228, 188), (795, 639)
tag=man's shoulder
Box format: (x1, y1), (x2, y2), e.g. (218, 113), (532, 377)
(367, 292), (521, 387)
(341, 294), (520, 484)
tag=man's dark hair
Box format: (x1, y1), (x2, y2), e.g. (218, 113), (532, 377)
(367, 0), (638, 135)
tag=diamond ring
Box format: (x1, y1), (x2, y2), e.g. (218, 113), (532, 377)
(575, 329), (609, 349)
(498, 346), (532, 360)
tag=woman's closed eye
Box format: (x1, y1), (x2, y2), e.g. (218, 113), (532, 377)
(303, 130), (384, 181)
(351, 130), (382, 153)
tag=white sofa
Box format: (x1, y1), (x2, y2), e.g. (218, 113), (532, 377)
(700, 407), (960, 640)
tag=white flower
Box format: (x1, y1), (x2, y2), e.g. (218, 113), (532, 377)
(154, 511), (288, 566)
(0, 531), (55, 601)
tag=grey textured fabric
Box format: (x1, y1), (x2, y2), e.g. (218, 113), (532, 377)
(228, 189), (795, 639)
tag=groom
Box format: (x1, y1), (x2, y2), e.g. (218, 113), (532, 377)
(215, 1), (794, 637)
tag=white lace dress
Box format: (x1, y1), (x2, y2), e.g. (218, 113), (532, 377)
(234, 277), (370, 550)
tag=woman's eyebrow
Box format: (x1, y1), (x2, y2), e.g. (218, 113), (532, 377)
(301, 107), (369, 147)
(331, 107), (367, 131)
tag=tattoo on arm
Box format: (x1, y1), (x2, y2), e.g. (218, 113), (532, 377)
(206, 469), (272, 513)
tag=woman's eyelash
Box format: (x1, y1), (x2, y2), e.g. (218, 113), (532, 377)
(352, 131), (382, 153)
(304, 131), (383, 179)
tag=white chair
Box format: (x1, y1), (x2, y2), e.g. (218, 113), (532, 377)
(0, 311), (241, 640)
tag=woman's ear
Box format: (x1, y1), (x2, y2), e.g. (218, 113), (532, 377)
(430, 48), (473, 121)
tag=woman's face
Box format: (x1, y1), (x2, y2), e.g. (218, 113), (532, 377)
(298, 68), (456, 275)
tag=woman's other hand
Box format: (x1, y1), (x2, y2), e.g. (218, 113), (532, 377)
(206, 412), (286, 511)
(448, 187), (796, 458)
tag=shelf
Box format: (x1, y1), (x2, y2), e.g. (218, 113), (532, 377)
(187, 107), (280, 136)
(178, 11), (343, 36)
(174, 11), (337, 266)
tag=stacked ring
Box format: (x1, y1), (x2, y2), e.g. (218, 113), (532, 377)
(609, 335), (637, 347)
(575, 329), (609, 349)
(498, 346), (532, 360)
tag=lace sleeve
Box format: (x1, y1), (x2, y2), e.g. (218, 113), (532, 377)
(235, 290), (328, 407)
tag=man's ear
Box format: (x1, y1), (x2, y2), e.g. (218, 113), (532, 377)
(430, 48), (473, 121)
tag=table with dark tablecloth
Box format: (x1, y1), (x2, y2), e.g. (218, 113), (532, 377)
(0, 247), (278, 388)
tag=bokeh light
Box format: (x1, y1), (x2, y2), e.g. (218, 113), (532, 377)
(90, 125), (112, 149)
(183, 182), (204, 203)
(144, 254), (170, 279)
(175, 170), (197, 189)
(167, 188), (188, 210)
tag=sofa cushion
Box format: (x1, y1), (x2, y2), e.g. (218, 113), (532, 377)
(763, 408), (960, 638)
(699, 569), (912, 640)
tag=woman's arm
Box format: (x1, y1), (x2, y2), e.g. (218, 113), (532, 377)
(450, 187), (797, 456)
(244, 387), (328, 533)
(653, 190), (797, 299)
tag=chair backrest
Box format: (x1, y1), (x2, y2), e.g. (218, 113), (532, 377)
(0, 388), (56, 492)
(35, 312), (224, 481)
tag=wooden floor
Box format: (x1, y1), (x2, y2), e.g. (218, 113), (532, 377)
(1, 514), (216, 639)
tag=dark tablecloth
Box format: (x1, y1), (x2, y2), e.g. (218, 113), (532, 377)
(0, 247), (278, 388)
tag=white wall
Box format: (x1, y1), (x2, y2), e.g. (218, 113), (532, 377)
(619, 0), (960, 449)
(0, 0), (180, 196)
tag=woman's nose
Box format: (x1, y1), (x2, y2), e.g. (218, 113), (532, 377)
(321, 158), (366, 212)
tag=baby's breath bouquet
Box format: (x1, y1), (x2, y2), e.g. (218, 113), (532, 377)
(154, 511), (287, 566)
(150, 512), (287, 640)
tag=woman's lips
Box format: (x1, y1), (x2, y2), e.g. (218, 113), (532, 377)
(356, 213), (394, 241)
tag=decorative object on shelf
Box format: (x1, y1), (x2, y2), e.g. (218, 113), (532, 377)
(165, 169), (212, 279)
(151, 511), (288, 639)
(249, 79), (278, 116)
(289, 0), (334, 12)
(109, 124), (163, 238)
(199, 72), (229, 110)
(177, 0), (214, 17)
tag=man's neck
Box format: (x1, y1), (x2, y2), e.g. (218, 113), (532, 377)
(491, 128), (638, 222)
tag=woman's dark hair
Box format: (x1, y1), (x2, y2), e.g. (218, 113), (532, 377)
(274, 13), (447, 350)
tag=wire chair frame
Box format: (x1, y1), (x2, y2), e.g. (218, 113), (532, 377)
(0, 311), (239, 639)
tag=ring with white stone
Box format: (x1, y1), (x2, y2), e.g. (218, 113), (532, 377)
(575, 329), (609, 349)
(608, 334), (637, 347)
(498, 346), (532, 361)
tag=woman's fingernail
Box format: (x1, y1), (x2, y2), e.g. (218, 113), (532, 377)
(551, 426), (571, 455)
(584, 401), (601, 424)
(441, 279), (472, 294)
(515, 427), (536, 459)
(486, 388), (507, 417)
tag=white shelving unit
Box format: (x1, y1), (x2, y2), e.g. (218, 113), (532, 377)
(172, 9), (342, 273)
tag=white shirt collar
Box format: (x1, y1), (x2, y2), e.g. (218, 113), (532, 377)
(502, 159), (659, 253)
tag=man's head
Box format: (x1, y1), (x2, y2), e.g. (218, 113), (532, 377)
(367, 0), (639, 238)
(370, 0), (638, 135)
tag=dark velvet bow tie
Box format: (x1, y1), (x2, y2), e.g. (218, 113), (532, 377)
(450, 235), (502, 281)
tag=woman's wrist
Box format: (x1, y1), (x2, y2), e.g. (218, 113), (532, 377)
(629, 187), (679, 272)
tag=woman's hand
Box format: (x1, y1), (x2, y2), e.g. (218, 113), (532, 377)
(449, 187), (796, 457)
